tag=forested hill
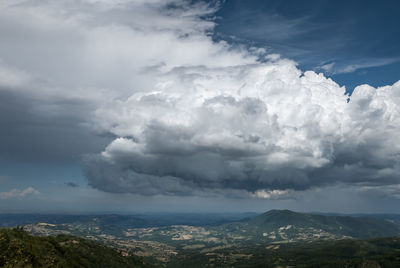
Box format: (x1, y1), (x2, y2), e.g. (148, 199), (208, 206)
(0, 227), (150, 268)
(245, 209), (400, 238)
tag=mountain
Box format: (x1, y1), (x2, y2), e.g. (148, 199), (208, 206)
(0, 227), (150, 268)
(0, 212), (255, 229)
(219, 209), (400, 243)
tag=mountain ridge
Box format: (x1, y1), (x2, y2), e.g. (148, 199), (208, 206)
(238, 209), (400, 240)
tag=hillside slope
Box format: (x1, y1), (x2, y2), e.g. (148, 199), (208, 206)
(0, 227), (150, 268)
(167, 237), (400, 267)
(219, 210), (400, 242)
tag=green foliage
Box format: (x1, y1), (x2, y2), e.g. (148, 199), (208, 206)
(167, 237), (400, 267)
(0, 227), (150, 268)
(244, 210), (400, 239)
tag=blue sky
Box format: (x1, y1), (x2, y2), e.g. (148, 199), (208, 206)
(0, 0), (399, 213)
(214, 0), (400, 91)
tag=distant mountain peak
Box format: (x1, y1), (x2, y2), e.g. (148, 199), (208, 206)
(243, 210), (400, 240)
(263, 209), (298, 214)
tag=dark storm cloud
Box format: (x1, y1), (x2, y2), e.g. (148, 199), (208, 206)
(0, 88), (111, 163)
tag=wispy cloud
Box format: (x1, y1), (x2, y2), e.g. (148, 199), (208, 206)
(0, 187), (40, 200)
(251, 189), (290, 199)
(317, 57), (400, 74)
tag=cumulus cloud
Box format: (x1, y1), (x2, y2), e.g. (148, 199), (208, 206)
(1, 0), (400, 198)
(0, 187), (40, 200)
(252, 190), (290, 199)
(85, 62), (400, 196)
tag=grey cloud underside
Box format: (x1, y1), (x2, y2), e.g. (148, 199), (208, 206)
(1, 0), (400, 198)
(0, 88), (111, 163)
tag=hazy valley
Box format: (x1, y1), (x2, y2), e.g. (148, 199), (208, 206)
(2, 210), (400, 267)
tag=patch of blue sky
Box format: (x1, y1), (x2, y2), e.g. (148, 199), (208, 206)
(212, 0), (400, 92)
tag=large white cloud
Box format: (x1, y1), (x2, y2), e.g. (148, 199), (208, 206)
(85, 59), (400, 196)
(1, 0), (399, 197)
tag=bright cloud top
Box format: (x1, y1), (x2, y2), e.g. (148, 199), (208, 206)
(0, 0), (399, 198)
(85, 61), (400, 196)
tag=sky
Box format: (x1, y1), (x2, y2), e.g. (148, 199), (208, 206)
(0, 0), (399, 214)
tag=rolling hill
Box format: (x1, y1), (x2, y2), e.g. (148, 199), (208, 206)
(3, 210), (400, 266)
(0, 227), (150, 268)
(167, 237), (400, 267)
(250, 209), (400, 237)
(218, 209), (400, 243)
